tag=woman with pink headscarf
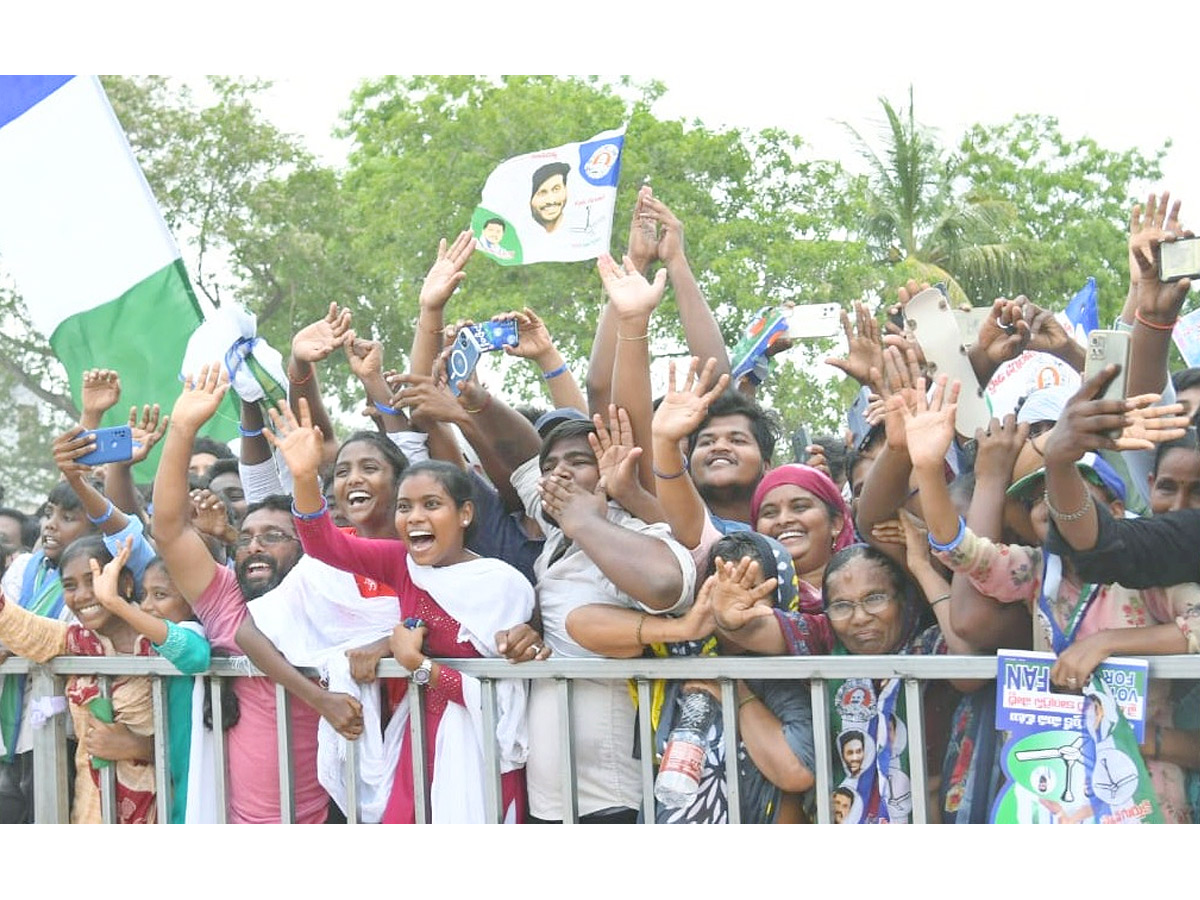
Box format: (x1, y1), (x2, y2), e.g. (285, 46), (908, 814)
(750, 464), (855, 614)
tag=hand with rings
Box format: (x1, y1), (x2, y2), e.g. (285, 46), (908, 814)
(495, 623), (551, 664)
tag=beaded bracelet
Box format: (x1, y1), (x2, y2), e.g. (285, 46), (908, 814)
(542, 363), (569, 381)
(288, 367), (313, 385)
(86, 499), (115, 526)
(291, 496), (328, 521)
(927, 516), (966, 553)
(1044, 487), (1093, 522)
(238, 425), (263, 438)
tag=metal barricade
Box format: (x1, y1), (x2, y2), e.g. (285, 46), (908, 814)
(2, 653), (1197, 823)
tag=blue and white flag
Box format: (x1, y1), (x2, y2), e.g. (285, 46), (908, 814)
(470, 126), (626, 266)
(1063, 276), (1099, 340)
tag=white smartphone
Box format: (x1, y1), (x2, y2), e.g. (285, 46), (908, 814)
(1160, 237), (1200, 282)
(1082, 330), (1130, 404)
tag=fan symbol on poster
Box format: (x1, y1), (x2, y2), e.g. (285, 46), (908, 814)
(584, 143), (620, 180)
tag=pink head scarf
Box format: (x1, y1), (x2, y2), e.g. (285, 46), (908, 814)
(750, 464), (854, 553)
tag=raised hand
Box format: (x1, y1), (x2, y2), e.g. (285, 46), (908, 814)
(641, 191), (685, 266)
(896, 374), (961, 471)
(674, 574), (717, 643)
(975, 298), (1031, 367)
(127, 404), (168, 465)
(170, 363), (230, 432)
(653, 357), (730, 445)
(872, 344), (924, 453)
(389, 372), (468, 429)
(344, 334), (385, 382)
(1130, 192), (1192, 325)
(597, 253), (668, 320)
(1017, 298), (1076, 359)
(89, 536), (134, 614)
(825, 301), (883, 386)
(710, 555), (778, 633)
(292, 302), (352, 364)
(626, 184), (660, 274)
(419, 231), (475, 311)
(497, 307), (553, 361)
(81, 369), (121, 420)
(52, 426), (96, 477)
(189, 488), (235, 543)
(973, 414), (1029, 484)
(263, 397), (324, 479)
(588, 405), (643, 506)
(1128, 191), (1183, 286)
(1122, 395), (1191, 448)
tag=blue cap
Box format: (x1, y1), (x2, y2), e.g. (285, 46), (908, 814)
(534, 407), (588, 437)
(1006, 451), (1126, 504)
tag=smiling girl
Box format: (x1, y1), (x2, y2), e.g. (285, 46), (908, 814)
(0, 535), (158, 823)
(268, 399), (535, 823)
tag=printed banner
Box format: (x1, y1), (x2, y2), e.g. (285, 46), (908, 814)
(1172, 306), (1200, 368)
(470, 126), (626, 266)
(990, 650), (1162, 824)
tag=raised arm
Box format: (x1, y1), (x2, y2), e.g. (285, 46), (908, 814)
(150, 364), (227, 604)
(643, 191), (730, 377)
(105, 403), (167, 521)
(288, 302), (352, 470)
(651, 357), (731, 548)
(345, 335), (411, 434)
(498, 307), (588, 413)
(601, 253), (668, 492)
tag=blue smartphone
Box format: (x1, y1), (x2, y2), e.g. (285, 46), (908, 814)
(77, 426), (134, 466)
(471, 320), (519, 351)
(446, 329), (484, 396)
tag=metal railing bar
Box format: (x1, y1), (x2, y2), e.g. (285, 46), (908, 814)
(810, 678), (832, 824)
(720, 679), (741, 824)
(557, 678), (578, 823)
(904, 677), (927, 824)
(150, 675), (171, 823)
(480, 677), (502, 823)
(210, 678), (228, 824)
(274, 683), (294, 824)
(98, 676), (116, 824)
(636, 678), (655, 824)
(408, 679), (429, 824)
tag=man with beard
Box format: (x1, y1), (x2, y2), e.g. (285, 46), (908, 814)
(152, 364), (363, 823)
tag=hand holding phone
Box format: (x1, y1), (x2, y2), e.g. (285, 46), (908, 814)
(446, 329), (484, 397)
(76, 426), (135, 467)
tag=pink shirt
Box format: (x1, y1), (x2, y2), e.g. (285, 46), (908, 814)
(192, 564), (327, 824)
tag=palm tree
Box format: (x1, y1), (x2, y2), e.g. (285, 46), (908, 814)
(843, 87), (1028, 304)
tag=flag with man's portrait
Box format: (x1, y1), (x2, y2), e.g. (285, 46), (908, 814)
(470, 126), (626, 266)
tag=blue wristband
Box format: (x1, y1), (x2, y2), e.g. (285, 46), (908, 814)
(291, 497), (328, 521)
(238, 425), (263, 438)
(542, 363), (569, 381)
(373, 400), (401, 416)
(86, 499), (115, 526)
(928, 516), (966, 553)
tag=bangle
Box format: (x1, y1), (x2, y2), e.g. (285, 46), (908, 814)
(462, 393), (492, 415)
(738, 693), (761, 710)
(652, 453), (689, 480)
(238, 425), (263, 438)
(930, 593), (950, 608)
(86, 500), (115, 526)
(1134, 309), (1177, 332)
(1044, 487), (1093, 522)
(288, 366), (313, 386)
(928, 516), (966, 553)
(542, 363), (569, 381)
(617, 331), (649, 341)
(634, 613), (648, 646)
(291, 496), (328, 521)
(373, 400), (401, 416)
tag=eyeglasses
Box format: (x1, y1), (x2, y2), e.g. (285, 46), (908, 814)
(826, 592), (893, 621)
(234, 530), (298, 553)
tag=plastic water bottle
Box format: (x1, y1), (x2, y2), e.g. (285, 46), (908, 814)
(653, 689), (719, 808)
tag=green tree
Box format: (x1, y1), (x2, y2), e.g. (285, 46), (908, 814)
(843, 87), (1027, 305)
(953, 114), (1166, 322)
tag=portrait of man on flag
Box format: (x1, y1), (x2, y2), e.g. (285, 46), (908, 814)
(471, 125), (626, 266)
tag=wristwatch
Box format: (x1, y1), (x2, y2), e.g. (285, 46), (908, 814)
(412, 657), (434, 686)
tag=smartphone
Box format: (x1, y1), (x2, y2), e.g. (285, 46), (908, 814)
(1083, 331), (1131, 436)
(77, 426), (133, 466)
(471, 320), (520, 351)
(446, 329), (484, 396)
(784, 303), (842, 339)
(791, 425), (810, 464)
(1160, 236), (1200, 282)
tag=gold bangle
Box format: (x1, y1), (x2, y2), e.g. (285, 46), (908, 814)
(462, 393), (492, 415)
(617, 332), (649, 341)
(738, 693), (761, 710)
(635, 613), (649, 645)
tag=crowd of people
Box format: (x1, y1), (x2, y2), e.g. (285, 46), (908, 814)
(1, 186), (1198, 824)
